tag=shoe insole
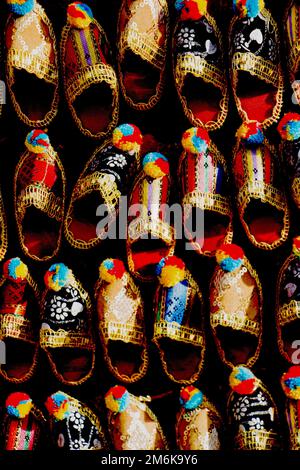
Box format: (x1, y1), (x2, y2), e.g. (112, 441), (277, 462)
(70, 192), (114, 243)
(13, 69), (55, 122)
(121, 50), (159, 103)
(244, 201), (283, 245)
(215, 326), (258, 366)
(185, 208), (230, 254)
(73, 82), (113, 135)
(23, 207), (60, 259)
(1, 338), (36, 380)
(158, 337), (203, 382)
(236, 71), (277, 123)
(49, 348), (93, 383)
(282, 320), (300, 363)
(130, 238), (171, 277)
(107, 340), (145, 379)
(182, 74), (222, 125)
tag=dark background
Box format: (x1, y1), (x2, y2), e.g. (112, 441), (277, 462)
(0, 0), (298, 450)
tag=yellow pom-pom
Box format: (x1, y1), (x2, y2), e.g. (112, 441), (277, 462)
(156, 256), (186, 288)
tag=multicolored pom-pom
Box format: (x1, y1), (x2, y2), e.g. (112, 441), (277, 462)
(180, 386), (203, 411)
(99, 259), (126, 283)
(156, 256), (186, 288)
(229, 366), (258, 395)
(105, 385), (130, 413)
(25, 130), (50, 154)
(45, 392), (70, 421)
(112, 124), (143, 154)
(44, 263), (73, 292)
(67, 2), (93, 29)
(281, 366), (300, 400)
(182, 127), (210, 155)
(142, 153), (169, 179)
(175, 0), (207, 21)
(6, 0), (34, 16)
(216, 244), (244, 273)
(6, 392), (32, 419)
(3, 258), (28, 283)
(277, 113), (300, 142)
(236, 121), (264, 145)
(293, 237), (300, 257)
(233, 0), (265, 18)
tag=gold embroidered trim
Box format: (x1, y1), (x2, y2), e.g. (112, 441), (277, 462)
(0, 190), (8, 263)
(6, 2), (59, 127)
(40, 328), (94, 349)
(292, 177), (300, 207)
(7, 49), (58, 85)
(128, 217), (175, 245)
(73, 172), (121, 211)
(234, 430), (280, 450)
(175, 54), (225, 90)
(290, 431), (300, 450)
(183, 191), (231, 216)
(278, 301), (300, 326)
(16, 185), (63, 222)
(100, 321), (144, 346)
(288, 39), (300, 75)
(66, 63), (118, 105)
(154, 320), (204, 347)
(232, 51), (278, 87)
(211, 311), (260, 336)
(0, 314), (35, 344)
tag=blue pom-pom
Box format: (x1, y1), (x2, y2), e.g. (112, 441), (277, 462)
(7, 0), (34, 16)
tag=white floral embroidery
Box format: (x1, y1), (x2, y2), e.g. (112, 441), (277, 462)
(69, 411), (85, 431)
(50, 298), (69, 321)
(106, 154), (127, 168)
(256, 391), (268, 407)
(248, 417), (264, 430)
(177, 27), (196, 49)
(232, 397), (249, 420)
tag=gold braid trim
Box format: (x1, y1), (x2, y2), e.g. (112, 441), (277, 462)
(73, 172), (121, 211)
(232, 51), (278, 87)
(127, 216), (175, 245)
(288, 39), (300, 75)
(0, 314), (35, 343)
(153, 320), (204, 347)
(175, 54), (225, 91)
(211, 311), (260, 336)
(121, 24), (165, 70)
(66, 63), (118, 105)
(292, 177), (300, 207)
(237, 180), (287, 212)
(100, 320), (145, 346)
(183, 191), (231, 217)
(16, 184), (63, 222)
(278, 301), (300, 326)
(7, 49), (58, 85)
(40, 328), (94, 350)
(290, 431), (300, 450)
(234, 430), (280, 450)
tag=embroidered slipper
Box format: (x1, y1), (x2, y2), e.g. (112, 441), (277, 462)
(278, 113), (300, 210)
(127, 152), (175, 282)
(40, 263), (95, 386)
(233, 121), (290, 250)
(64, 123), (142, 250)
(276, 237), (300, 363)
(210, 244), (263, 369)
(285, 0), (300, 106)
(61, 2), (119, 139)
(14, 130), (66, 262)
(0, 258), (39, 383)
(2, 392), (45, 450)
(281, 366), (300, 450)
(153, 256), (205, 384)
(229, 0), (284, 128)
(173, 0), (229, 131)
(95, 259), (148, 383)
(227, 366), (281, 450)
(176, 386), (223, 450)
(105, 385), (168, 450)
(5, 0), (59, 127)
(179, 128), (233, 256)
(117, 0), (169, 111)
(45, 391), (108, 450)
